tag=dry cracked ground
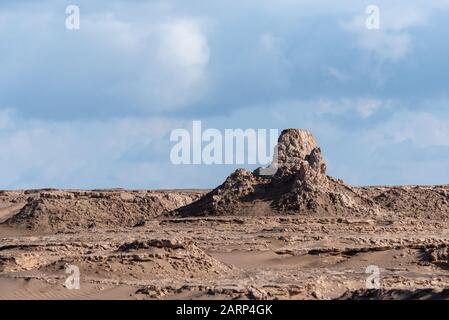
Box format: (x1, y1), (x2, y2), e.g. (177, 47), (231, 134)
(2, 129), (449, 300)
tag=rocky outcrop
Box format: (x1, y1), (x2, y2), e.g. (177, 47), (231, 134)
(5, 190), (204, 231)
(274, 129), (326, 177)
(0, 236), (231, 279)
(175, 129), (379, 217)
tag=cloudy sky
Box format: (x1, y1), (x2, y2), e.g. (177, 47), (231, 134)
(1, 0), (449, 189)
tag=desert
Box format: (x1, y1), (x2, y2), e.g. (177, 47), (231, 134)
(1, 129), (449, 300)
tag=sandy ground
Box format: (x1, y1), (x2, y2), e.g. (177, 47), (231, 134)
(2, 194), (449, 300)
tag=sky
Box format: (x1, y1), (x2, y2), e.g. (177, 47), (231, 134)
(1, 0), (449, 189)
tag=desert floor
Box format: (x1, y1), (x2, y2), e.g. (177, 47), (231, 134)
(2, 188), (449, 300)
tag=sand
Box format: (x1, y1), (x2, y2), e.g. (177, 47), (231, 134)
(2, 200), (449, 300)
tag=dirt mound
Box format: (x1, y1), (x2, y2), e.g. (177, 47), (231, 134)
(112, 237), (232, 278)
(175, 129), (379, 217)
(5, 190), (203, 232)
(0, 236), (231, 280)
(360, 185), (449, 220)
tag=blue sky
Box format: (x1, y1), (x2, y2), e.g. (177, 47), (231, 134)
(1, 0), (449, 189)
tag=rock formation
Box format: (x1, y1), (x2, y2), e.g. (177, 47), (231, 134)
(5, 189), (204, 231)
(175, 129), (378, 217)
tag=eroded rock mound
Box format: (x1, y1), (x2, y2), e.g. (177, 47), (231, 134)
(176, 129), (379, 217)
(0, 236), (231, 280)
(5, 190), (204, 232)
(114, 237), (232, 278)
(360, 186), (449, 220)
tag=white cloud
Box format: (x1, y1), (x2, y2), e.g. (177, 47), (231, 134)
(343, 15), (412, 61)
(355, 99), (384, 118)
(310, 98), (389, 118)
(147, 19), (211, 110)
(0, 6), (211, 116)
(158, 20), (210, 68)
(367, 111), (449, 148)
(343, 2), (449, 61)
(326, 66), (347, 82)
(0, 113), (181, 188)
(0, 109), (14, 130)
(358, 31), (412, 61)
(110, 17), (210, 112)
(81, 15), (211, 112)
